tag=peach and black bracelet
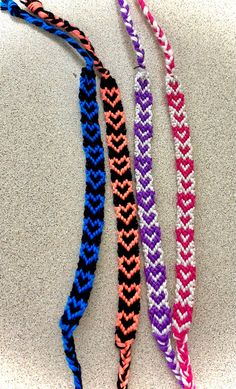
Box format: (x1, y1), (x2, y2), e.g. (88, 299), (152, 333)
(20, 1), (141, 388)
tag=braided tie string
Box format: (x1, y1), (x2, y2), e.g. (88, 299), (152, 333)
(21, 0), (109, 78)
(21, 1), (141, 388)
(0, 2), (106, 388)
(136, 0), (175, 75)
(136, 1), (196, 388)
(117, 0), (183, 386)
(0, 0), (92, 63)
(117, 0), (145, 68)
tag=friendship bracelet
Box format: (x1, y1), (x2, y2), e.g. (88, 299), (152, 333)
(117, 0), (183, 386)
(21, 1), (141, 388)
(1, 0), (196, 387)
(0, 2), (106, 388)
(136, 1), (196, 388)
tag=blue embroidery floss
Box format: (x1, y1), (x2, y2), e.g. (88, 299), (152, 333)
(1, 2), (106, 388)
(60, 64), (106, 389)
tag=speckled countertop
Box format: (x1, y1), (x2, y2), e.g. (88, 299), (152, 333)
(0, 1), (235, 388)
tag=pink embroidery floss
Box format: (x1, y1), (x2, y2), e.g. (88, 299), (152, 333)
(136, 1), (196, 388)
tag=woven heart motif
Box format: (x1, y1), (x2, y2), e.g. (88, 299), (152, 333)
(118, 255), (140, 279)
(118, 229), (139, 251)
(110, 155), (130, 175)
(107, 133), (127, 153)
(176, 227), (194, 250)
(80, 242), (99, 265)
(149, 306), (171, 333)
(82, 100), (97, 115)
(105, 110), (125, 131)
(101, 86), (121, 108)
(118, 283), (140, 307)
(115, 203), (136, 225)
(84, 217), (104, 239)
(116, 311), (139, 335)
(177, 193), (195, 213)
(179, 144), (190, 156)
(173, 302), (193, 326)
(142, 211), (156, 225)
(83, 122), (100, 143)
(179, 214), (191, 226)
(168, 89), (184, 101)
(112, 179), (133, 200)
(178, 288), (191, 302)
(137, 110), (151, 123)
(167, 91), (184, 111)
(86, 193), (104, 215)
(87, 170), (105, 189)
(145, 264), (164, 283)
(168, 79), (179, 93)
(139, 176), (151, 189)
(134, 122), (152, 142)
(180, 179), (194, 192)
(179, 249), (193, 262)
(176, 158), (194, 179)
(172, 125), (190, 144)
(136, 190), (155, 211)
(173, 112), (185, 124)
(86, 145), (104, 165)
(76, 269), (94, 292)
(135, 156), (152, 175)
(141, 225), (161, 250)
(68, 298), (87, 319)
(176, 264), (196, 288)
(137, 143), (149, 155)
(137, 77), (149, 89)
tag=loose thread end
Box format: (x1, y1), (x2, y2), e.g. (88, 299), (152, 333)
(133, 64), (145, 70)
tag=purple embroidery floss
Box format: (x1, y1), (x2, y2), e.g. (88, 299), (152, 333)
(117, 0), (183, 386)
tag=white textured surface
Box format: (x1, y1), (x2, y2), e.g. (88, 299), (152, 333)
(0, 1), (236, 388)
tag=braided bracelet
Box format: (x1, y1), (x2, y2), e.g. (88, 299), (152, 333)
(0, 2), (106, 388)
(136, 1), (196, 388)
(117, 0), (183, 386)
(20, 1), (141, 388)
